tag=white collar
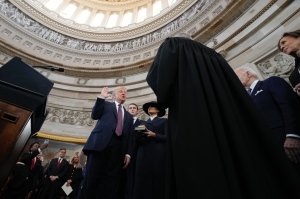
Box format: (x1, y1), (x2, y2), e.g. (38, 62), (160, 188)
(249, 79), (259, 91)
(150, 115), (157, 120)
(115, 101), (123, 108)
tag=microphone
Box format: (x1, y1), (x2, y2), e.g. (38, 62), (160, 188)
(33, 66), (64, 72)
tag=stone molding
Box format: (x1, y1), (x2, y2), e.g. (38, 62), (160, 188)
(10, 0), (199, 41)
(0, 0), (255, 73)
(256, 52), (295, 83)
(45, 105), (168, 127)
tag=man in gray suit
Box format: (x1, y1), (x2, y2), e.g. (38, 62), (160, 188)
(82, 86), (133, 199)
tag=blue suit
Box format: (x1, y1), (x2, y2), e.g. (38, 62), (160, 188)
(250, 76), (300, 145)
(83, 98), (133, 155)
(82, 98), (133, 199)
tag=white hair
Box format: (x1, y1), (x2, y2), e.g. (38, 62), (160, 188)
(112, 86), (127, 101)
(235, 66), (258, 78)
(173, 32), (193, 40)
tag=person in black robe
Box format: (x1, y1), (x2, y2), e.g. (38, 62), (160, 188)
(133, 101), (168, 199)
(146, 34), (300, 199)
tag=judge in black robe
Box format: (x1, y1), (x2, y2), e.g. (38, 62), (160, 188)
(146, 35), (300, 199)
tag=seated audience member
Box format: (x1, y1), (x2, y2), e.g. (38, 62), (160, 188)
(133, 101), (168, 199)
(59, 154), (83, 199)
(234, 66), (300, 173)
(38, 148), (69, 199)
(278, 29), (300, 96)
(2, 141), (47, 199)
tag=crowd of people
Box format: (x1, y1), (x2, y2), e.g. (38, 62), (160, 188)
(1, 146), (84, 199)
(2, 29), (300, 199)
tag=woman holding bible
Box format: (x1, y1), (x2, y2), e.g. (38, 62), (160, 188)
(133, 101), (168, 199)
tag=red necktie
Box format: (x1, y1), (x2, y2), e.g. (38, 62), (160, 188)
(116, 104), (123, 136)
(31, 158), (35, 170)
(57, 158), (61, 167)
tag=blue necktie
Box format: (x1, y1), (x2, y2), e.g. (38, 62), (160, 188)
(116, 104), (123, 136)
(247, 88), (252, 95)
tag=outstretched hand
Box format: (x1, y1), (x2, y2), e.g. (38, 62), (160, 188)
(40, 143), (48, 150)
(100, 87), (111, 98)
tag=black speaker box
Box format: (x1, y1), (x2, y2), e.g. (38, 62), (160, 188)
(0, 57), (54, 133)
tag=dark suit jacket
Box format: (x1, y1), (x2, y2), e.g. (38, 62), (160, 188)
(83, 98), (133, 157)
(45, 158), (69, 181)
(250, 76), (300, 145)
(124, 118), (140, 199)
(2, 150), (42, 198)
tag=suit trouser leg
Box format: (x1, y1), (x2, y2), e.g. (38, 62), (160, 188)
(83, 134), (122, 199)
(48, 180), (62, 199)
(38, 179), (51, 199)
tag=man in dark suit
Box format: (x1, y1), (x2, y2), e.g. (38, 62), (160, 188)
(38, 148), (69, 199)
(2, 142), (47, 199)
(31, 152), (45, 199)
(235, 66), (300, 172)
(82, 86), (133, 199)
(123, 103), (140, 199)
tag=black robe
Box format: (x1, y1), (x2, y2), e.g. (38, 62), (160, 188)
(133, 117), (168, 199)
(146, 37), (300, 199)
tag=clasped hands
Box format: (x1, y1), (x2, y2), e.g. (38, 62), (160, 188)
(49, 175), (58, 182)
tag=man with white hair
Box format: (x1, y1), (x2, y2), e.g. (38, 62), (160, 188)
(235, 66), (300, 173)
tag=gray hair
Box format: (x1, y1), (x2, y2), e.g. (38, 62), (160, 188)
(235, 66), (258, 78)
(173, 32), (193, 40)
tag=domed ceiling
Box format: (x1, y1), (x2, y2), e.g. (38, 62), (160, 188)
(0, 0), (299, 142)
(1, 0), (256, 75)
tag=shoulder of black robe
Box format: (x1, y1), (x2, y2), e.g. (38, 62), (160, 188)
(146, 37), (300, 199)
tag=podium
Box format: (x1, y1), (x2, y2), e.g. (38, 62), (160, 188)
(0, 57), (54, 189)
